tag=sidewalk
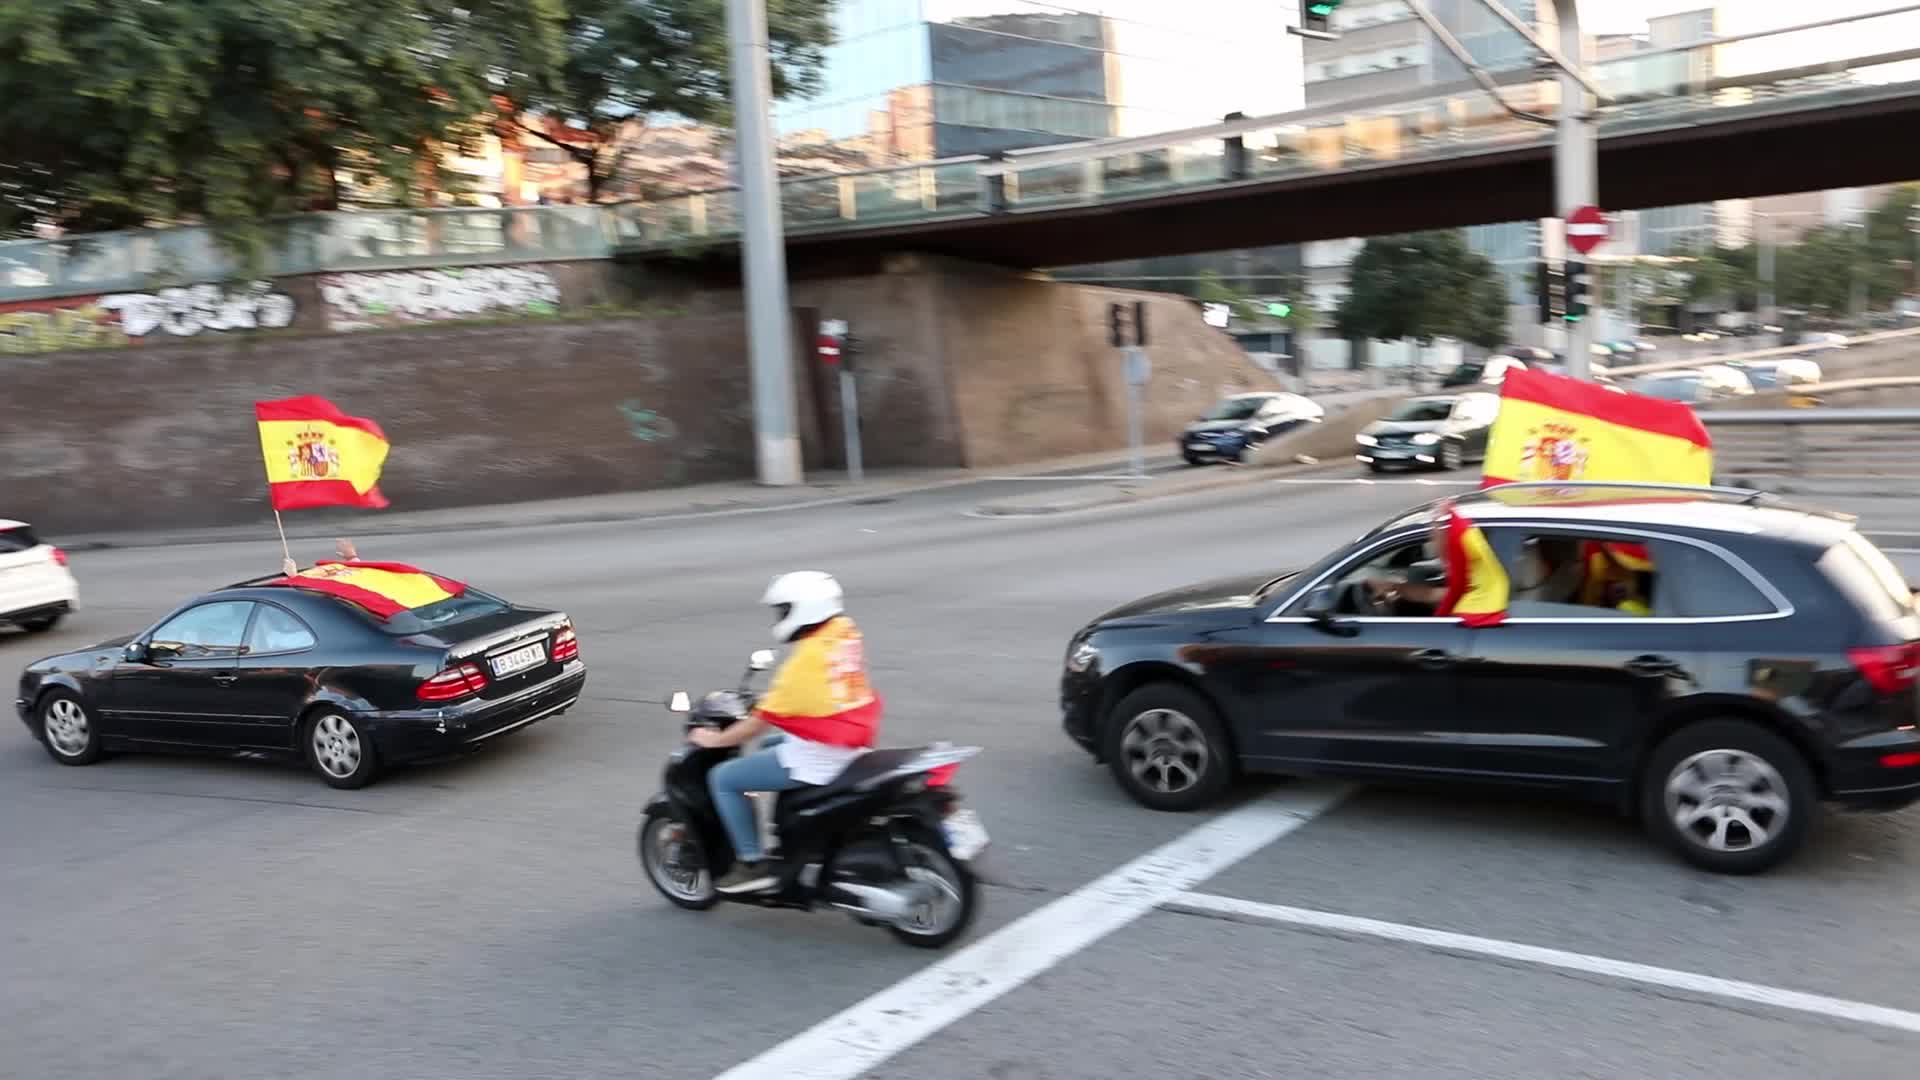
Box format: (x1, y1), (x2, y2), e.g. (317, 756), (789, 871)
(57, 447), (1185, 551)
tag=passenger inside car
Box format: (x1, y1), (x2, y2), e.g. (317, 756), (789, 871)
(1504, 534), (1656, 618)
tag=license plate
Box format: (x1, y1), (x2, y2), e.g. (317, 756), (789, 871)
(490, 640), (547, 677)
(1187, 442), (1211, 452)
(943, 809), (989, 861)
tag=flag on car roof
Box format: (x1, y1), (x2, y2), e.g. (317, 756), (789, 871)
(1435, 506), (1509, 627)
(1481, 368), (1712, 488)
(255, 395), (391, 510)
(268, 561), (465, 618)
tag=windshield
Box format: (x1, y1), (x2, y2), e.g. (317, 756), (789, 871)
(1387, 399), (1456, 423)
(1203, 397), (1267, 421)
(1742, 366), (1780, 389)
(1634, 377), (1700, 401)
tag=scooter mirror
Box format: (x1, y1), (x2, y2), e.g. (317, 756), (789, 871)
(667, 690), (691, 713)
(748, 649), (775, 672)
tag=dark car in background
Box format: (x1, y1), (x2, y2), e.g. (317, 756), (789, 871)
(16, 574), (586, 789)
(1180, 392), (1324, 465)
(1355, 392), (1500, 472)
(1057, 482), (1920, 874)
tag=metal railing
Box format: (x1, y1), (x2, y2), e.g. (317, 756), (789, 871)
(5, 7), (1919, 303)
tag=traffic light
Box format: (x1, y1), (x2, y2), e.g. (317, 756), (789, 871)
(1302, 0), (1341, 35)
(1566, 260), (1592, 323)
(1109, 303), (1127, 347)
(1266, 301), (1292, 319)
(1536, 260), (1568, 325)
(1108, 301), (1148, 347)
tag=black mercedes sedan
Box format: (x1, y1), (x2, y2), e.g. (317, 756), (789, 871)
(1059, 482), (1920, 874)
(16, 571), (586, 789)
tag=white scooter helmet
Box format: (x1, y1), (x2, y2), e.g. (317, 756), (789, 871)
(763, 570), (844, 643)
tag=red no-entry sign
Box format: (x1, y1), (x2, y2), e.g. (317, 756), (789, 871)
(1567, 205), (1609, 255)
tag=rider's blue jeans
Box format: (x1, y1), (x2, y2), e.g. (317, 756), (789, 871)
(708, 733), (807, 860)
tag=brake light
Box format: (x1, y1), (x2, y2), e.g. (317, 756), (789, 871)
(1847, 644), (1920, 695)
(1880, 752), (1920, 768)
(49, 547), (67, 567)
(552, 625), (579, 663)
(419, 663), (489, 702)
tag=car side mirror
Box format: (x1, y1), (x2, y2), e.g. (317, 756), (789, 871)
(748, 649), (775, 672)
(124, 642), (147, 663)
(1302, 584), (1359, 637)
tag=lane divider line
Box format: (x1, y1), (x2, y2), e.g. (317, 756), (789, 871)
(1164, 891), (1920, 1036)
(710, 784), (1350, 1080)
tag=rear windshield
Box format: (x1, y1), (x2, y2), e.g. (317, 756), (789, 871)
(1817, 533), (1914, 624)
(326, 587), (514, 634)
(0, 526), (40, 553)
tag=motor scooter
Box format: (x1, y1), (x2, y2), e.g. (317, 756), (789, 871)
(637, 649), (988, 948)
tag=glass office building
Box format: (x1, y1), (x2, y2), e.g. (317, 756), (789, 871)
(774, 0), (1302, 163)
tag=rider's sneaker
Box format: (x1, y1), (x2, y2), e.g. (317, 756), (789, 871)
(715, 860), (777, 895)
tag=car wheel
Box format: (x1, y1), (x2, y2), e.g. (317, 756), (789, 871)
(37, 690), (104, 766)
(1365, 461), (1386, 474)
(1439, 441), (1463, 471)
(20, 613), (63, 633)
(1183, 453), (1204, 467)
(304, 709), (381, 789)
(1105, 684), (1233, 812)
(1641, 719), (1814, 875)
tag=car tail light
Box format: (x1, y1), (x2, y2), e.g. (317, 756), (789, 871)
(49, 547), (67, 567)
(1880, 752), (1920, 768)
(552, 625), (579, 663)
(419, 663), (489, 702)
(1847, 644), (1920, 695)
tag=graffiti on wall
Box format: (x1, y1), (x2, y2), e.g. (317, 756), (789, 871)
(320, 266), (562, 331)
(0, 282), (296, 355)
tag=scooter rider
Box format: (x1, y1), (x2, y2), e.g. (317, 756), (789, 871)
(688, 571), (882, 895)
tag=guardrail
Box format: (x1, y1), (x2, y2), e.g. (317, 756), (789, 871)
(4, 7), (1918, 304)
(1604, 326), (1920, 379)
(1704, 402), (1920, 497)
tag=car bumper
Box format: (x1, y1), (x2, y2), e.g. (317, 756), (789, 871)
(1060, 668), (1103, 759)
(1357, 446), (1437, 466)
(1, 566), (78, 622)
(1181, 438), (1244, 458)
(365, 662), (587, 763)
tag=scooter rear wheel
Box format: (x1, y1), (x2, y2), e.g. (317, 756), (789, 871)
(639, 809), (719, 910)
(886, 828), (977, 949)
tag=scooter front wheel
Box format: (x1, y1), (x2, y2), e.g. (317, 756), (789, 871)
(639, 809), (719, 910)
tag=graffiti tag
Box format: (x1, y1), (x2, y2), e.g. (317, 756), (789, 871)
(617, 401), (677, 443)
(320, 266), (563, 331)
(0, 281), (295, 355)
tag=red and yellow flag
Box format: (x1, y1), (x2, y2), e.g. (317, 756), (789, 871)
(1436, 507), (1510, 627)
(256, 396), (390, 510)
(267, 561), (466, 619)
(1482, 368), (1712, 488)
(755, 615), (882, 748)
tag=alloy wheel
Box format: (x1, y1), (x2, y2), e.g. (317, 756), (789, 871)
(1120, 708), (1211, 795)
(311, 713), (362, 779)
(43, 698), (90, 758)
(1663, 748), (1790, 853)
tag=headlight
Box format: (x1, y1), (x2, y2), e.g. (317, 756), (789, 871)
(1355, 433), (1378, 446)
(1067, 639), (1099, 672)
(1411, 433), (1441, 446)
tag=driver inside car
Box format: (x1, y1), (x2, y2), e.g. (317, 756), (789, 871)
(686, 570), (881, 896)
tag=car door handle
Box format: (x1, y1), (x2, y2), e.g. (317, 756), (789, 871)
(1625, 655), (1681, 678)
(1410, 648), (1455, 669)
(212, 674), (238, 686)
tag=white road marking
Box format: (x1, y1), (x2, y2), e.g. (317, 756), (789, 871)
(710, 784), (1349, 1080)
(1167, 892), (1920, 1036)
(981, 474), (1149, 482)
(1271, 477), (1478, 487)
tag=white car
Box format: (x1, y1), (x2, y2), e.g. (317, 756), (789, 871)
(0, 520), (77, 633)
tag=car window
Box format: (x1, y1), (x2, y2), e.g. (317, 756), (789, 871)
(356, 588), (514, 635)
(1818, 533), (1914, 624)
(1286, 534), (1446, 618)
(149, 601), (255, 658)
(1387, 399), (1455, 423)
(1655, 543), (1778, 618)
(1482, 529), (1668, 619)
(245, 603), (318, 654)
(1203, 398), (1264, 421)
(0, 525), (38, 553)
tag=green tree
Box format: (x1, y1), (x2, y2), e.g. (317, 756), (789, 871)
(0, 0), (569, 243)
(508, 0), (835, 203)
(1335, 230), (1509, 348)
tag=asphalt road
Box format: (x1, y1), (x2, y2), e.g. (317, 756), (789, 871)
(5, 473), (1918, 1080)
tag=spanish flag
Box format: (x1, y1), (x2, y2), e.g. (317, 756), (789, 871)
(256, 396), (391, 510)
(268, 561), (466, 619)
(1482, 368), (1712, 488)
(1436, 507), (1509, 627)
(755, 615), (882, 748)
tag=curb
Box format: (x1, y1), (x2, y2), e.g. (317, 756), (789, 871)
(973, 460), (1354, 518)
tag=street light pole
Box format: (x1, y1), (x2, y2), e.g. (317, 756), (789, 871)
(726, 0), (803, 486)
(1554, 0), (1596, 380)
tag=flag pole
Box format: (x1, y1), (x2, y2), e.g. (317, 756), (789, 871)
(273, 509), (292, 571)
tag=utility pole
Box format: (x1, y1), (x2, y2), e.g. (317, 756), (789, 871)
(1553, 0), (1596, 379)
(1757, 212), (1776, 327)
(726, 0), (803, 486)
